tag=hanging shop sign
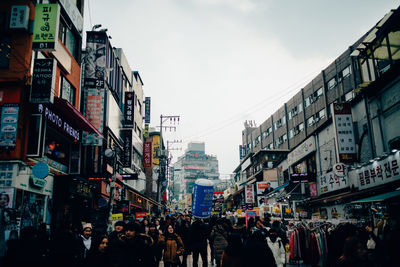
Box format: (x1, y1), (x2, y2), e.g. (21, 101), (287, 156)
(256, 181), (272, 195)
(30, 58), (56, 104)
(309, 182), (318, 198)
(318, 170), (348, 195)
(143, 142), (152, 167)
(143, 124), (149, 138)
(122, 129), (132, 167)
(144, 97), (151, 124)
(42, 156), (68, 173)
(9, 5), (30, 30)
(82, 88), (104, 146)
(32, 4), (60, 51)
(192, 179), (214, 218)
(0, 104), (19, 147)
(111, 213), (123, 221)
(290, 173), (313, 183)
(84, 31), (107, 88)
(356, 151), (400, 190)
(37, 104), (80, 140)
(124, 92), (134, 128)
(239, 145), (245, 161)
(332, 103), (357, 163)
(245, 184), (255, 204)
(30, 177), (47, 188)
(287, 136), (316, 165)
(135, 212), (147, 220)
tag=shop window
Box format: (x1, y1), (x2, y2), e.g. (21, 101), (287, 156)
(69, 142), (81, 174)
(26, 115), (44, 157)
(44, 128), (70, 167)
(15, 189), (45, 229)
(0, 36), (11, 68)
(61, 76), (76, 106)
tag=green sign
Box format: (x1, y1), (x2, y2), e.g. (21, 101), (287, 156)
(30, 177), (47, 188)
(32, 4), (60, 51)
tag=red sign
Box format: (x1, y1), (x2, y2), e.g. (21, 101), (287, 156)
(143, 142), (152, 167)
(135, 212), (147, 219)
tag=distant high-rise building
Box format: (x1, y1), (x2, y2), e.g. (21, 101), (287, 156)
(172, 142), (219, 202)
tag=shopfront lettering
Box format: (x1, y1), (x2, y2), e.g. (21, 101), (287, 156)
(39, 105), (80, 140)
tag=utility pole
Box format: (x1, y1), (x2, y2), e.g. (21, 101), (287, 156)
(156, 115), (180, 208)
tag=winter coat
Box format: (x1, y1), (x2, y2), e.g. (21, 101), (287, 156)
(267, 237), (286, 267)
(176, 220), (191, 252)
(210, 225), (229, 261)
(160, 233), (184, 264)
(190, 220), (208, 250)
(231, 224), (249, 243)
(221, 250), (243, 267)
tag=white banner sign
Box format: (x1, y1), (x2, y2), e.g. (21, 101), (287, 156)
(318, 171), (349, 195)
(245, 184), (255, 204)
(356, 151), (400, 190)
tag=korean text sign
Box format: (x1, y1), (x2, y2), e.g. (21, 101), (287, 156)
(144, 97), (151, 124)
(143, 142), (152, 167)
(356, 151), (400, 190)
(122, 130), (132, 167)
(318, 171), (348, 195)
(84, 31), (107, 88)
(32, 4), (59, 51)
(245, 184), (254, 204)
(124, 92), (134, 127)
(30, 58), (56, 104)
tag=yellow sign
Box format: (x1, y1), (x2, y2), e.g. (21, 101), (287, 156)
(285, 208), (292, 213)
(111, 213), (123, 221)
(254, 207), (260, 216)
(33, 4), (60, 51)
(237, 209), (242, 214)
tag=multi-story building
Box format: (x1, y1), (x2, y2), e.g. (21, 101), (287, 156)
(232, 6), (400, 221)
(172, 142), (219, 205)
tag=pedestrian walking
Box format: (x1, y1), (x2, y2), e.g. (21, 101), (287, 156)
(231, 217), (248, 244)
(191, 219), (209, 267)
(160, 225), (185, 267)
(244, 230), (276, 267)
(210, 218), (229, 267)
(267, 228), (286, 267)
(221, 233), (244, 267)
(149, 223), (164, 267)
(76, 223), (96, 266)
(176, 214), (191, 267)
(87, 235), (112, 267)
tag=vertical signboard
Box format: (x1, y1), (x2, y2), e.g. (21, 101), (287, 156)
(144, 97), (151, 124)
(10, 5), (30, 30)
(332, 103), (357, 163)
(192, 179), (214, 218)
(0, 104), (19, 147)
(245, 184), (254, 204)
(124, 92), (134, 128)
(143, 142), (152, 167)
(122, 130), (132, 167)
(30, 58), (56, 104)
(82, 88), (104, 146)
(32, 4), (60, 51)
(143, 124), (149, 138)
(84, 31), (107, 88)
(239, 145), (245, 161)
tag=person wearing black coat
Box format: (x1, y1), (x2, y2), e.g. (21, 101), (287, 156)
(75, 223), (97, 266)
(87, 235), (112, 267)
(191, 219), (209, 267)
(176, 215), (191, 267)
(149, 223), (163, 267)
(243, 230), (276, 267)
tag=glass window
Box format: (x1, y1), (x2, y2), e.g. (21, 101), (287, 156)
(0, 36), (11, 68)
(288, 111), (292, 120)
(342, 66), (351, 79)
(307, 117), (314, 127)
(26, 115), (43, 156)
(304, 96), (311, 108)
(299, 122), (304, 131)
(65, 29), (76, 58)
(289, 129), (295, 139)
(297, 103), (303, 113)
(317, 87), (323, 97)
(345, 91), (354, 101)
(327, 77), (337, 90)
(318, 109), (326, 119)
(282, 116), (286, 125)
(61, 77), (76, 106)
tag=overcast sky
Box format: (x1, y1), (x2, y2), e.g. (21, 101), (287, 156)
(84, 0), (400, 175)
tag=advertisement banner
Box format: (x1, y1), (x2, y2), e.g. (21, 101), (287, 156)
(245, 210), (257, 228)
(124, 92), (134, 128)
(256, 181), (272, 195)
(122, 130), (132, 167)
(309, 182), (318, 198)
(0, 187), (15, 208)
(82, 88), (104, 146)
(10, 5), (30, 30)
(332, 103), (357, 163)
(143, 142), (152, 167)
(192, 179), (214, 218)
(30, 58), (56, 104)
(144, 124), (149, 138)
(84, 31), (107, 88)
(144, 97), (151, 124)
(245, 184), (254, 204)
(318, 171), (348, 195)
(0, 104), (19, 147)
(356, 151), (400, 190)
(32, 4), (60, 51)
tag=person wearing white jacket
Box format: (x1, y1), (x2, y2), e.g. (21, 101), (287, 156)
(266, 228), (286, 267)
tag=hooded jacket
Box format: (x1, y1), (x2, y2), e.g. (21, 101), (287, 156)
(267, 237), (286, 267)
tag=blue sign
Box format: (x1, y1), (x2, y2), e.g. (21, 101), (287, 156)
(32, 162), (50, 179)
(192, 179), (214, 218)
(0, 104), (19, 147)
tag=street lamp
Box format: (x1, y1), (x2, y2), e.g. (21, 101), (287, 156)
(104, 148), (116, 232)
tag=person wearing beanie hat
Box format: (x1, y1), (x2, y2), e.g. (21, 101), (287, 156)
(76, 222), (95, 265)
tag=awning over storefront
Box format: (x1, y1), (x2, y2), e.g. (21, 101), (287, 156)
(272, 182), (290, 193)
(53, 97), (104, 138)
(352, 190), (400, 203)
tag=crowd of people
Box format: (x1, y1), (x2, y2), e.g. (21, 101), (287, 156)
(0, 212), (399, 267)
